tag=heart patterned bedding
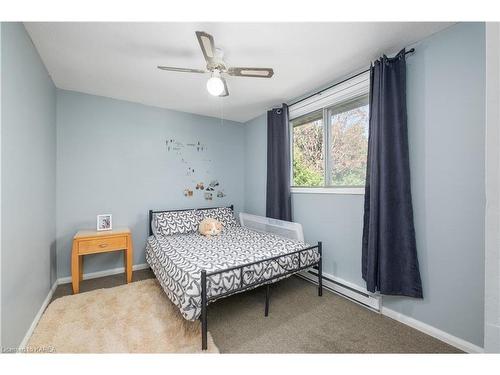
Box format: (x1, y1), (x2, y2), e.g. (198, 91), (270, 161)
(145, 225), (319, 321)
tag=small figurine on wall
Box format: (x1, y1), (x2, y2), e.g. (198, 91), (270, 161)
(196, 141), (206, 152)
(206, 180), (219, 192)
(184, 189), (194, 197)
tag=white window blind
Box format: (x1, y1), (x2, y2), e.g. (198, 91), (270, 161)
(289, 71), (370, 120)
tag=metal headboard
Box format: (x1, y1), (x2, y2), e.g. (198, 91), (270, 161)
(148, 205), (234, 236)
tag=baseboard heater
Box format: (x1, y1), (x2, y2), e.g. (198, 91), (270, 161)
(297, 267), (381, 311)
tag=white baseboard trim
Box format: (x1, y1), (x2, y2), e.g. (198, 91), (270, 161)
(57, 263), (149, 285)
(19, 280), (58, 350)
(381, 306), (484, 353)
(18, 263), (151, 350)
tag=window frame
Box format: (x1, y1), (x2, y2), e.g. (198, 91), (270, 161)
(289, 71), (370, 194)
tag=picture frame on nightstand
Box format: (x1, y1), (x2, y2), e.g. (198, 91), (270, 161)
(97, 214), (112, 231)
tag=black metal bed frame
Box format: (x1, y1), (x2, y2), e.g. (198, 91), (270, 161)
(148, 205), (323, 350)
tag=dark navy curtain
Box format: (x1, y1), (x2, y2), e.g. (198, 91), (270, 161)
(266, 104), (292, 221)
(362, 49), (423, 298)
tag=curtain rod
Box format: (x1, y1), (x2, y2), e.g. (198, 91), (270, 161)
(288, 48), (415, 108)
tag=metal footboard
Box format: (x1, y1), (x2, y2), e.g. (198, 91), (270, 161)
(200, 241), (323, 350)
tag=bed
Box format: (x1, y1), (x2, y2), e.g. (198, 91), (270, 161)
(146, 205), (323, 350)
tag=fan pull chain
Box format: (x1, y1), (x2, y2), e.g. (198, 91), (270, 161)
(220, 97), (224, 127)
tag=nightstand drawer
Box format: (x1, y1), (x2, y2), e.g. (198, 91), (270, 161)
(78, 236), (127, 254)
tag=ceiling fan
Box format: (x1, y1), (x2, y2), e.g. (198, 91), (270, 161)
(157, 31), (274, 97)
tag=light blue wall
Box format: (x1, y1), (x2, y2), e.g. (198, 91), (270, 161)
(56, 90), (245, 278)
(243, 23), (486, 347)
(244, 114), (267, 216)
(1, 23), (56, 348)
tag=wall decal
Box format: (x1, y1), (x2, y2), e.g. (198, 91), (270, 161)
(166, 139), (185, 152)
(166, 137), (225, 200)
(205, 180), (219, 192)
(196, 141), (206, 152)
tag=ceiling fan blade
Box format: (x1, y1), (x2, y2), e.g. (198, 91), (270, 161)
(157, 66), (207, 73)
(218, 77), (229, 97)
(195, 31), (216, 64)
(227, 67), (274, 78)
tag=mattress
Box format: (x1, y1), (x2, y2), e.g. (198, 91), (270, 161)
(145, 225), (319, 321)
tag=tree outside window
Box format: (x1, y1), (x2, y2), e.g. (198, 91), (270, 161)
(292, 94), (369, 187)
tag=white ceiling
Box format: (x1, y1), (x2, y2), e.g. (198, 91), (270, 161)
(25, 22), (453, 123)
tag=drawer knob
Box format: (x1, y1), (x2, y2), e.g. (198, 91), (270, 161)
(99, 243), (108, 248)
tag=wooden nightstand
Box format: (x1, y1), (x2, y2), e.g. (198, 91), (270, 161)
(71, 228), (133, 294)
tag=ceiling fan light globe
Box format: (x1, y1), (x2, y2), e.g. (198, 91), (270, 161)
(206, 76), (225, 96)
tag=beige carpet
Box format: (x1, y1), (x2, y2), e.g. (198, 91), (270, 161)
(28, 279), (218, 353)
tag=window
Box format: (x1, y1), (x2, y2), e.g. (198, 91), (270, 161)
(292, 110), (324, 187)
(328, 95), (369, 187)
(290, 72), (370, 191)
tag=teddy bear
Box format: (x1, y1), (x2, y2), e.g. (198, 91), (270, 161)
(198, 217), (223, 237)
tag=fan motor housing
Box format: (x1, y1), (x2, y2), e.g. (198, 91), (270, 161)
(207, 61), (227, 73)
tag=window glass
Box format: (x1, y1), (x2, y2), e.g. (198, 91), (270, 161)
(328, 95), (369, 187)
(292, 110), (324, 187)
